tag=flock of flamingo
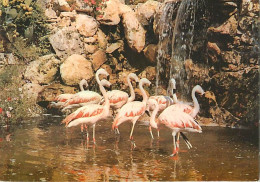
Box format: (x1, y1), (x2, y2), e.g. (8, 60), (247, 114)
(50, 68), (205, 156)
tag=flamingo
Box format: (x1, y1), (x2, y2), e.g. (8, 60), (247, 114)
(61, 68), (111, 144)
(107, 73), (139, 115)
(147, 78), (177, 113)
(112, 78), (151, 142)
(61, 79), (102, 112)
(148, 98), (202, 156)
(49, 79), (89, 109)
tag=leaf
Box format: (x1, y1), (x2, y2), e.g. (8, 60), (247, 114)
(25, 0), (32, 6)
(6, 8), (18, 19)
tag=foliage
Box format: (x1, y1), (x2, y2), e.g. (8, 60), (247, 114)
(83, 0), (108, 17)
(0, 0), (52, 62)
(0, 65), (43, 125)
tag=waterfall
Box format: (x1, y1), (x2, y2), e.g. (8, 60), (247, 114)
(156, 0), (209, 101)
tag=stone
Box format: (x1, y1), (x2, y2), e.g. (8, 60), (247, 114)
(121, 11), (146, 52)
(57, 0), (71, 11)
(22, 83), (44, 101)
(138, 66), (156, 81)
(24, 54), (60, 84)
(84, 44), (98, 54)
(221, 51), (241, 65)
(60, 54), (94, 85)
(96, 0), (121, 25)
(76, 14), (98, 37)
(74, 0), (93, 13)
(96, 29), (108, 49)
(45, 8), (57, 19)
(143, 44), (158, 64)
(91, 50), (107, 71)
(37, 83), (77, 103)
(135, 0), (160, 25)
(83, 37), (97, 43)
(49, 27), (84, 59)
(106, 41), (123, 53)
(208, 15), (238, 36)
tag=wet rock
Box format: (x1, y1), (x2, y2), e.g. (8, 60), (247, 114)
(24, 54), (60, 84)
(49, 27), (85, 59)
(135, 0), (160, 26)
(60, 54), (94, 85)
(143, 44), (158, 64)
(208, 15), (238, 36)
(91, 49), (107, 71)
(76, 14), (98, 37)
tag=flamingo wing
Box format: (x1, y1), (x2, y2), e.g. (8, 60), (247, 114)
(55, 94), (74, 102)
(107, 90), (129, 104)
(62, 104), (104, 126)
(158, 107), (201, 132)
(64, 91), (102, 106)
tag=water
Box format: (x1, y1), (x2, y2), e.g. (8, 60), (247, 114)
(0, 116), (258, 181)
(156, 0), (209, 100)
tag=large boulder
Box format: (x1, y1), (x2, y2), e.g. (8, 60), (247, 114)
(60, 54), (94, 85)
(75, 14), (98, 37)
(49, 27), (85, 59)
(24, 54), (60, 84)
(91, 49), (107, 71)
(121, 11), (146, 52)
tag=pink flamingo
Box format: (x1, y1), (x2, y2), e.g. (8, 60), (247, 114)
(107, 73), (139, 115)
(61, 79), (102, 112)
(147, 78), (177, 113)
(148, 98), (202, 156)
(49, 79), (89, 109)
(112, 78), (151, 141)
(61, 68), (111, 144)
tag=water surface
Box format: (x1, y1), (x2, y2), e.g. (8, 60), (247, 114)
(0, 116), (258, 181)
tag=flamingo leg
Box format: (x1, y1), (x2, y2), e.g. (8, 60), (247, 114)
(84, 124), (89, 143)
(116, 127), (120, 134)
(149, 126), (154, 139)
(81, 124), (84, 133)
(129, 119), (138, 140)
(157, 129), (160, 139)
(172, 131), (177, 156)
(176, 132), (180, 153)
(93, 124), (96, 144)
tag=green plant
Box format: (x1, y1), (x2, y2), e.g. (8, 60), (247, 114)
(83, 0), (107, 17)
(0, 0), (52, 62)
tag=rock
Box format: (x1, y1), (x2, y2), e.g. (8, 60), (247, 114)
(56, 0), (71, 11)
(49, 27), (84, 59)
(96, 0), (121, 25)
(121, 11), (146, 52)
(106, 41), (123, 53)
(208, 15), (238, 36)
(138, 66), (156, 81)
(135, 0), (160, 25)
(24, 54), (60, 84)
(143, 44), (158, 64)
(37, 83), (77, 103)
(45, 8), (57, 19)
(221, 51), (241, 65)
(96, 29), (108, 49)
(84, 44), (98, 54)
(207, 42), (221, 55)
(240, 0), (254, 15)
(22, 83), (44, 101)
(60, 54), (94, 85)
(91, 50), (107, 71)
(76, 14), (98, 37)
(60, 11), (77, 18)
(74, 0), (93, 13)
(83, 37), (97, 43)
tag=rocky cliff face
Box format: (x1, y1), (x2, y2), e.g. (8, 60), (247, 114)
(3, 0), (257, 127)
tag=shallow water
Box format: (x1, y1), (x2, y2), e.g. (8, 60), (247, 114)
(0, 116), (258, 181)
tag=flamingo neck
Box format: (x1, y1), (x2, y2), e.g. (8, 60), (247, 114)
(139, 80), (148, 103)
(170, 88), (178, 104)
(127, 76), (135, 103)
(191, 87), (200, 118)
(79, 80), (88, 91)
(96, 73), (109, 112)
(150, 103), (159, 129)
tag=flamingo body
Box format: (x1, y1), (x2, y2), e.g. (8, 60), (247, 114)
(107, 90), (129, 110)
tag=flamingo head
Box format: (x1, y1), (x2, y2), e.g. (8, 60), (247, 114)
(140, 78), (151, 87)
(100, 79), (111, 88)
(129, 73), (139, 83)
(146, 98), (157, 112)
(79, 79), (88, 89)
(169, 78), (176, 89)
(96, 68), (109, 77)
(194, 85), (205, 96)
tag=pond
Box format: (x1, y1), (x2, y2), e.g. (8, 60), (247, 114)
(0, 115), (258, 181)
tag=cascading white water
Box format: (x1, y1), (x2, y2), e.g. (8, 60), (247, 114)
(156, 0), (209, 101)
